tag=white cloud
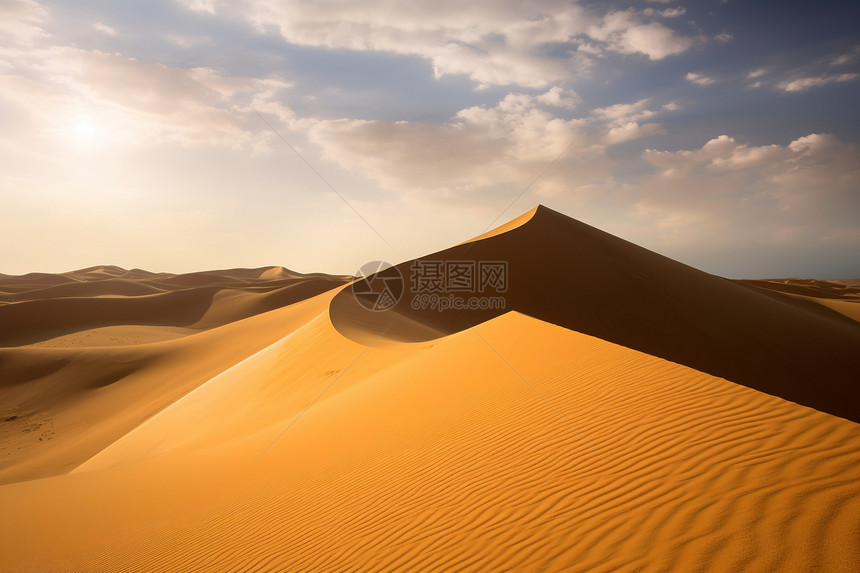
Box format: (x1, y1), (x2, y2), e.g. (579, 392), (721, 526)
(0, 0), (49, 45)
(714, 32), (732, 42)
(304, 92), (676, 202)
(592, 98), (667, 145)
(588, 10), (693, 60)
(603, 122), (665, 145)
(176, 1), (696, 88)
(748, 68), (767, 79)
(534, 86), (581, 109)
(777, 73), (858, 92)
(0, 4), (298, 151)
(304, 89), (614, 201)
(593, 98), (656, 123)
(181, 0), (590, 88)
(686, 72), (715, 86)
(636, 134), (860, 250)
(0, 45), (294, 149)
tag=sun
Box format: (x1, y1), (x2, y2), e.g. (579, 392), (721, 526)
(73, 119), (97, 143)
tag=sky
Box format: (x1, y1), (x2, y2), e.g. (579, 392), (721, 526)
(1, 0), (858, 279)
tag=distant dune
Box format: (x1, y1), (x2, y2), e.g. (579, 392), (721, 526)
(0, 266), (347, 346)
(1, 207), (859, 571)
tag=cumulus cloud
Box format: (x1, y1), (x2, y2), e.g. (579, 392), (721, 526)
(591, 98), (667, 144)
(644, 135), (789, 174)
(534, 86), (581, 109)
(178, 1), (695, 88)
(777, 73), (858, 92)
(587, 10), (693, 60)
(305, 89), (598, 197)
(603, 122), (665, 145)
(635, 134), (860, 250)
(302, 90), (677, 203)
(592, 98), (656, 123)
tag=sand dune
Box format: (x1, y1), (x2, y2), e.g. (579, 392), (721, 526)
(332, 205), (860, 422)
(2, 278), (168, 301)
(739, 277), (860, 300)
(1, 206), (859, 571)
(0, 291), (337, 485)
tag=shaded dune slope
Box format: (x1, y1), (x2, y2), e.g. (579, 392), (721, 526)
(332, 206), (860, 422)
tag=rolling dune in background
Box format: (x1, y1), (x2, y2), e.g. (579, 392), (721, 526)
(1, 206), (859, 571)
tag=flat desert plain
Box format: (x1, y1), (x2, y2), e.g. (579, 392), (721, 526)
(2, 206), (860, 571)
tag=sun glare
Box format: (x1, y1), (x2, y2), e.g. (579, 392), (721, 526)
(74, 120), (97, 142)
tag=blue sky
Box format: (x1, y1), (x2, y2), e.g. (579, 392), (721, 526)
(1, 0), (858, 277)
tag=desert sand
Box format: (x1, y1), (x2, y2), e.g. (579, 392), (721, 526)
(1, 206), (859, 571)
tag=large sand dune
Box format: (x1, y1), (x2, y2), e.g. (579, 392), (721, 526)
(1, 206), (859, 571)
(332, 206), (860, 422)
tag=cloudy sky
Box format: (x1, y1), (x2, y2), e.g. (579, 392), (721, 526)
(1, 0), (858, 278)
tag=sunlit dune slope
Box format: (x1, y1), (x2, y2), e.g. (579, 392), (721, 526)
(0, 271), (346, 484)
(332, 205), (860, 422)
(2, 311), (859, 571)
